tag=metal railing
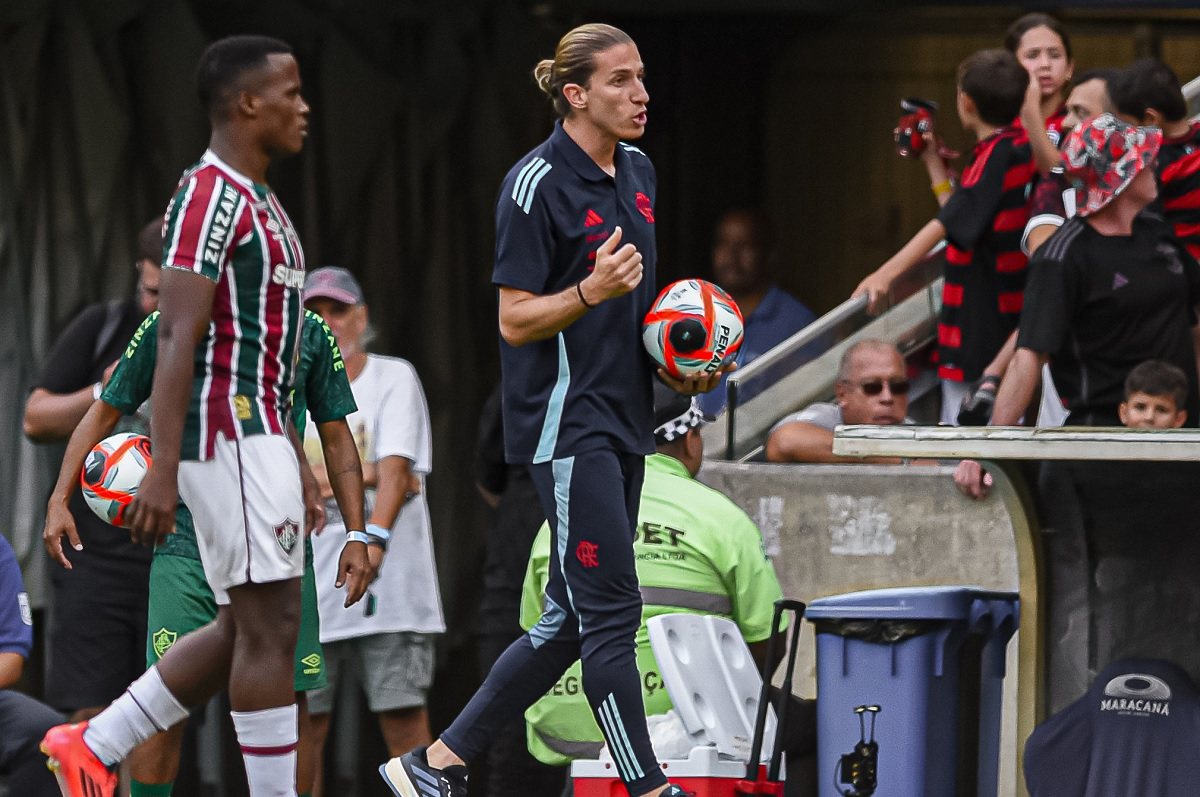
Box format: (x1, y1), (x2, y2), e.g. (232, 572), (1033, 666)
(713, 249), (944, 460)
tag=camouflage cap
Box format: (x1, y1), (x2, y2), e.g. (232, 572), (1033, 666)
(1061, 113), (1162, 216)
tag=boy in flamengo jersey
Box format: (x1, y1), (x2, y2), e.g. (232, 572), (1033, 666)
(956, 69), (1117, 427)
(43, 309), (369, 797)
(1110, 58), (1200, 260)
(855, 49), (1037, 424)
(40, 35), (373, 797)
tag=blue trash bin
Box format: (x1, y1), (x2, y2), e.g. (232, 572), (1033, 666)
(806, 586), (1018, 797)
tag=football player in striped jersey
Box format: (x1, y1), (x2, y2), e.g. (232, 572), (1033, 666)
(41, 35), (371, 797)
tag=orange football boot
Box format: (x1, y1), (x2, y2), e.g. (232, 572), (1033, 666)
(40, 722), (117, 797)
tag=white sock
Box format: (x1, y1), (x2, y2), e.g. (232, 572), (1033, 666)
(83, 666), (189, 766)
(232, 704), (298, 797)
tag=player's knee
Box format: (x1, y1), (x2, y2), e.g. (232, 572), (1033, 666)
(228, 582), (300, 647)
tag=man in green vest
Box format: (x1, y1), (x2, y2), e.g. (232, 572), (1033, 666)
(520, 382), (784, 765)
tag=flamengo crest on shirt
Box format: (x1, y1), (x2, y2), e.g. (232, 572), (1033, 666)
(576, 540), (600, 568)
(635, 192), (655, 224)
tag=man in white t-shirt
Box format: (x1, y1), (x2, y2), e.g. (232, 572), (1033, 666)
(301, 267), (445, 797)
(765, 339), (912, 464)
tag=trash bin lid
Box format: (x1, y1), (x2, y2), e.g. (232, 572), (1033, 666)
(805, 586), (983, 621)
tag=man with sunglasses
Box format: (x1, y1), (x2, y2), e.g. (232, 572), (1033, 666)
(766, 340), (912, 463)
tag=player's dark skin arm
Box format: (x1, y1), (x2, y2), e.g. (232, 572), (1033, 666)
(43, 400), (123, 568)
(314, 417), (374, 606)
(125, 269), (214, 546)
(286, 418), (326, 536)
(0, 652), (23, 689)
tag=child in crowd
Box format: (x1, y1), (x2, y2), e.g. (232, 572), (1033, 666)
(956, 359), (1189, 499)
(855, 49), (1036, 424)
(1005, 12), (1074, 175)
(1109, 58), (1200, 260)
(1118, 360), (1188, 430)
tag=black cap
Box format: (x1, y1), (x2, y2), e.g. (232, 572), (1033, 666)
(653, 381), (706, 444)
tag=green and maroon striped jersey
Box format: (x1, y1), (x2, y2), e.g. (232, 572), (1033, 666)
(162, 150), (306, 461)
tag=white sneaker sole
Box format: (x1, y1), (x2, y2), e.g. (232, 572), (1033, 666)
(379, 760), (420, 797)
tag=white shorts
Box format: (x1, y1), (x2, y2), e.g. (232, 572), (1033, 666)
(178, 434), (305, 605)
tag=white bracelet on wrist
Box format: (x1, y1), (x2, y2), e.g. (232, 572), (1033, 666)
(345, 530), (370, 545)
(92, 382), (103, 401)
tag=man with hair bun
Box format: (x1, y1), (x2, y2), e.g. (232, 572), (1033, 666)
(382, 21), (724, 797)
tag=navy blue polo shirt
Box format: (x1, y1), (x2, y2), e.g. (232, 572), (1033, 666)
(494, 121), (658, 464)
(0, 535), (32, 659)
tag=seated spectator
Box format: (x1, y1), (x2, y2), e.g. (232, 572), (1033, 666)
(521, 382), (814, 792)
(699, 209), (818, 416)
(958, 360), (1190, 499)
(990, 114), (1199, 428)
(1109, 58), (1200, 260)
(854, 50), (1036, 425)
(766, 339), (910, 464)
(0, 533), (63, 797)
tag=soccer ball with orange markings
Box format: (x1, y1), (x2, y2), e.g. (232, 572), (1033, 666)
(81, 432), (153, 527)
(642, 279), (745, 380)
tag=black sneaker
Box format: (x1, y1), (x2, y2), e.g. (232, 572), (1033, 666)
(379, 746), (468, 797)
(662, 787), (695, 796)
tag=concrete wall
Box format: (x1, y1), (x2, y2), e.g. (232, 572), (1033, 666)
(699, 460), (1025, 794)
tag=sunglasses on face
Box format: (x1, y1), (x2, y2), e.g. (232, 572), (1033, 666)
(850, 378), (910, 396)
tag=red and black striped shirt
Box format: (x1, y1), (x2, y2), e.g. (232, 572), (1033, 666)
(1157, 121), (1200, 262)
(935, 125), (1036, 382)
